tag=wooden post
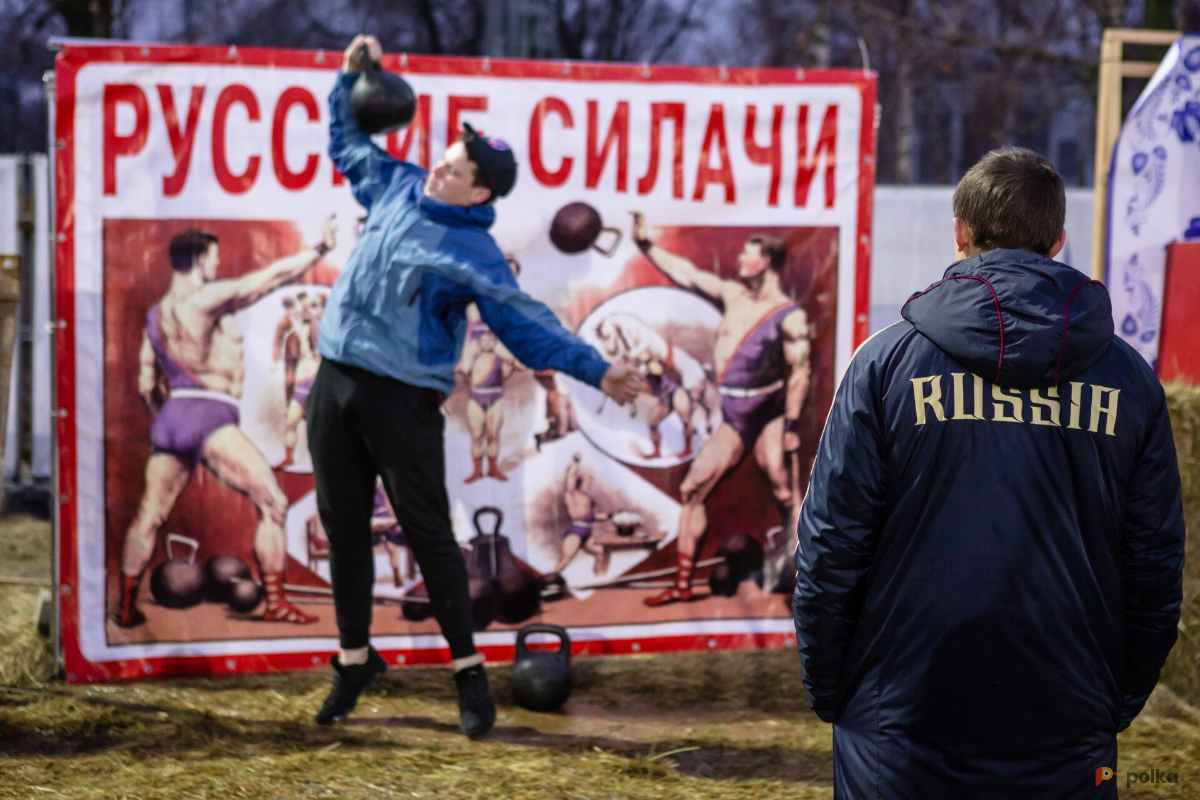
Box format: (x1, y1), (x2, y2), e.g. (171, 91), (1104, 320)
(0, 254), (20, 508)
(1090, 28), (1182, 280)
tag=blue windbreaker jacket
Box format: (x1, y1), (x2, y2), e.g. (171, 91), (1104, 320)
(318, 72), (610, 394)
(795, 250), (1185, 799)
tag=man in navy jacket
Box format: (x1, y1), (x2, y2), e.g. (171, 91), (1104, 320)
(310, 35), (642, 737)
(794, 147), (1185, 798)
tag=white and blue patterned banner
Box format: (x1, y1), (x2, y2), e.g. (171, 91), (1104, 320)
(1107, 35), (1200, 366)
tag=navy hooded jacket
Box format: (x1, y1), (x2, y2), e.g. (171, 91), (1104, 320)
(794, 250), (1185, 799)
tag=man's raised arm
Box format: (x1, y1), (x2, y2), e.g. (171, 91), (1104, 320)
(631, 212), (726, 301)
(565, 456), (581, 494)
(328, 35), (415, 211)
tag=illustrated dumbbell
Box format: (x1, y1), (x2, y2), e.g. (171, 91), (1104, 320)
(574, 531), (764, 595)
(708, 533), (764, 597)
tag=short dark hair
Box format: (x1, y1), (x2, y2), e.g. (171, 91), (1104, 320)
(952, 147), (1066, 256)
(747, 235), (787, 272)
(456, 131), (492, 193)
(169, 230), (218, 273)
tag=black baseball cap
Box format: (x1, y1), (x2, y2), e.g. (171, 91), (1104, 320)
(462, 122), (517, 199)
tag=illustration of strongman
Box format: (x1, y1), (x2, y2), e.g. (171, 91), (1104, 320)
(552, 453), (611, 576)
(460, 327), (520, 483)
(371, 482), (412, 588)
(117, 218), (336, 627)
(279, 292), (325, 465)
(596, 313), (712, 459)
(631, 213), (810, 606)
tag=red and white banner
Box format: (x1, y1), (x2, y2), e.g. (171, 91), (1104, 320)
(54, 42), (876, 682)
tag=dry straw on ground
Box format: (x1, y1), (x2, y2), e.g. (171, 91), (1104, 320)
(2, 387), (1199, 797)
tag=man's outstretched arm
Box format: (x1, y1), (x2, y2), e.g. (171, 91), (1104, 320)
(434, 257), (642, 403)
(196, 216), (336, 316)
(794, 345), (887, 723)
(631, 212), (726, 301)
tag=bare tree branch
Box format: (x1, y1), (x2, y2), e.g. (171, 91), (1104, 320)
(649, 0), (701, 62)
(417, 0), (443, 54)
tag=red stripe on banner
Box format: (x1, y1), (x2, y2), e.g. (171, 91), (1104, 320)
(54, 47), (83, 682)
(53, 43), (876, 90)
(853, 80), (877, 350)
(63, 631), (799, 683)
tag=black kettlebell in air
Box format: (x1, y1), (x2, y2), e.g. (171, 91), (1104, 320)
(510, 623), (573, 712)
(349, 44), (416, 134)
(150, 534), (206, 609)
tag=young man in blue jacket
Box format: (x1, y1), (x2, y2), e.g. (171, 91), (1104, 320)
(795, 148), (1185, 798)
(310, 35), (643, 736)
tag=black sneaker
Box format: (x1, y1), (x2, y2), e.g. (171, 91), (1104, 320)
(315, 647), (387, 725)
(454, 664), (496, 737)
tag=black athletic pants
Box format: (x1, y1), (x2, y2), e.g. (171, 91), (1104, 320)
(306, 359), (476, 658)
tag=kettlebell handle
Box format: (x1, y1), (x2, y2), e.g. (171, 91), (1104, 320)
(516, 623), (570, 657)
(357, 44), (378, 74)
(164, 533), (200, 564)
(473, 506), (503, 537)
(591, 227), (623, 257)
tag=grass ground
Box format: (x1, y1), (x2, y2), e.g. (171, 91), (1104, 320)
(3, 510), (1199, 799)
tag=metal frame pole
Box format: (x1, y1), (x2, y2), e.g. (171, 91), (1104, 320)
(42, 65), (61, 677)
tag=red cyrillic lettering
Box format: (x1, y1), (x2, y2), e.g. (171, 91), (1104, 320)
(636, 102), (685, 198)
(693, 103), (735, 203)
(744, 104), (783, 207)
(332, 165), (345, 185)
(102, 84), (149, 196)
(447, 95), (488, 143)
(271, 87), (320, 191)
(212, 84), (261, 194)
(386, 95), (432, 169)
(157, 85), (204, 197)
(586, 100), (629, 191)
(529, 97), (574, 187)
(795, 104), (838, 208)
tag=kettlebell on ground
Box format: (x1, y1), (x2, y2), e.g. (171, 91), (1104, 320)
(149, 533), (206, 609)
(204, 554), (252, 603)
(510, 623), (572, 712)
(227, 577), (264, 614)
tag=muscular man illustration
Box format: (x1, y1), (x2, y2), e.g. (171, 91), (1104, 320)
(371, 482), (412, 588)
(631, 212), (811, 607)
(596, 313), (712, 459)
(117, 218), (336, 627)
(551, 453), (611, 576)
(459, 328), (520, 482)
(280, 292), (325, 465)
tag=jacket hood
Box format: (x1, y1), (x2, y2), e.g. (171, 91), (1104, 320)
(901, 249), (1113, 388)
(417, 184), (496, 230)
